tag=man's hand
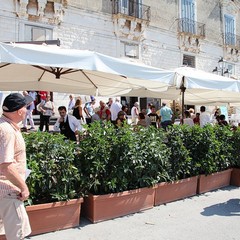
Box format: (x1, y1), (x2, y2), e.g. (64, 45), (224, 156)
(59, 117), (64, 123)
(18, 187), (30, 201)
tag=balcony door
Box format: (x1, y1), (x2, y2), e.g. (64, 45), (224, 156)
(224, 14), (235, 45)
(119, 0), (142, 18)
(181, 0), (196, 34)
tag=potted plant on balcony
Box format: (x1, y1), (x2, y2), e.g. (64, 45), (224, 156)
(24, 132), (84, 236)
(76, 121), (170, 223)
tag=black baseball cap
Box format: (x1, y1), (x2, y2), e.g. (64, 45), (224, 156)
(2, 93), (33, 112)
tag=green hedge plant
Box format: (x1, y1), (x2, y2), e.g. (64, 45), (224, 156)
(76, 122), (171, 195)
(24, 132), (81, 205)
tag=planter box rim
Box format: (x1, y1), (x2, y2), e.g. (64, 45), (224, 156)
(87, 187), (155, 199)
(155, 176), (198, 187)
(200, 168), (232, 177)
(26, 198), (83, 211)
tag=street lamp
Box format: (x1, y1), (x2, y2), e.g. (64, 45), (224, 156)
(212, 57), (229, 76)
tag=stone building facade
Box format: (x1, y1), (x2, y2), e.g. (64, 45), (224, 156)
(0, 0), (240, 111)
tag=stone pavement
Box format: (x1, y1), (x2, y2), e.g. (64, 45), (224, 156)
(28, 186), (240, 240)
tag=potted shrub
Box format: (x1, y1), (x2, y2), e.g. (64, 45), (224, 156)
(154, 125), (198, 206)
(184, 125), (232, 194)
(230, 128), (240, 186)
(76, 122), (170, 223)
(24, 132), (84, 236)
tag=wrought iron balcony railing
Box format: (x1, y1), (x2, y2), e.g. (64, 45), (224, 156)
(112, 0), (150, 22)
(178, 18), (205, 38)
(224, 33), (240, 49)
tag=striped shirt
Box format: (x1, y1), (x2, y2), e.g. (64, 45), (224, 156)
(0, 115), (26, 199)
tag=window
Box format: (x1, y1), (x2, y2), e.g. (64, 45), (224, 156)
(125, 43), (139, 58)
(226, 63), (234, 76)
(224, 14), (235, 45)
(183, 54), (195, 68)
(120, 41), (139, 58)
(181, 0), (196, 34)
(25, 25), (53, 41)
(119, 0), (142, 18)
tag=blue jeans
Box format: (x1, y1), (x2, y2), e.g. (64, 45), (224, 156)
(161, 120), (172, 130)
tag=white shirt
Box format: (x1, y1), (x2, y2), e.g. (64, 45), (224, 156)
(54, 114), (83, 132)
(110, 101), (122, 121)
(131, 106), (139, 119)
(200, 111), (211, 127)
(68, 99), (75, 111)
(183, 118), (194, 127)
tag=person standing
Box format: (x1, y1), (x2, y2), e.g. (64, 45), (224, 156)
(148, 105), (160, 128)
(22, 91), (35, 131)
(73, 98), (84, 123)
(38, 94), (55, 132)
(84, 96), (96, 125)
(0, 93), (32, 239)
(110, 98), (122, 124)
(199, 106), (211, 127)
(107, 98), (113, 108)
(99, 101), (111, 121)
(131, 102), (139, 125)
(183, 110), (194, 127)
(159, 102), (173, 130)
(68, 95), (75, 114)
(54, 106), (83, 142)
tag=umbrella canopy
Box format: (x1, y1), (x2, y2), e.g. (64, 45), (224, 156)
(0, 42), (175, 96)
(152, 67), (240, 105)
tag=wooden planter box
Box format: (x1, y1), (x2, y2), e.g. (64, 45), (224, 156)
(0, 198), (83, 238)
(82, 187), (155, 223)
(154, 176), (198, 206)
(230, 168), (240, 186)
(197, 169), (232, 194)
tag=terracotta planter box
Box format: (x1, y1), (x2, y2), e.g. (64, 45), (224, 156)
(82, 187), (155, 223)
(27, 198), (83, 236)
(0, 198), (83, 238)
(230, 168), (240, 186)
(154, 176), (198, 206)
(198, 169), (232, 194)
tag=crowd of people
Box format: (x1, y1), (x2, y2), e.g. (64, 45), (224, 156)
(19, 91), (235, 143)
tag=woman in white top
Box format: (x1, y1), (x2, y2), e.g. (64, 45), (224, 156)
(131, 102), (139, 125)
(183, 110), (194, 127)
(39, 94), (55, 132)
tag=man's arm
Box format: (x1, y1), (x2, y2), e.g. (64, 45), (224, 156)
(53, 117), (63, 131)
(83, 105), (91, 118)
(0, 163), (29, 201)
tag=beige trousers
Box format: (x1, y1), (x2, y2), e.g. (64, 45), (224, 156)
(0, 198), (31, 240)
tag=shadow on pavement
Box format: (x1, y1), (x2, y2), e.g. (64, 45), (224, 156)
(201, 198), (240, 217)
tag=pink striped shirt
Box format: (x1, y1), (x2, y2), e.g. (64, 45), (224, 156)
(0, 115), (26, 199)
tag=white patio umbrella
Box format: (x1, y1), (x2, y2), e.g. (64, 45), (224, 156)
(0, 42), (175, 96)
(155, 67), (240, 107)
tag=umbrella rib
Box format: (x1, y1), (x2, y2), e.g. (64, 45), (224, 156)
(32, 65), (81, 79)
(0, 63), (11, 68)
(81, 70), (98, 89)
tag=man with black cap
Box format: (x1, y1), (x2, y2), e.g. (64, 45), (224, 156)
(0, 93), (32, 239)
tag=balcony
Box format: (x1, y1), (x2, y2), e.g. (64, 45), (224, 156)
(224, 33), (240, 49)
(178, 18), (205, 38)
(112, 0), (150, 22)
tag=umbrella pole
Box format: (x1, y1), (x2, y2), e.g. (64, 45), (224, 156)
(180, 76), (186, 122)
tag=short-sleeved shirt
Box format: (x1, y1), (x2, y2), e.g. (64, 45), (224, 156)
(84, 102), (94, 117)
(148, 113), (160, 128)
(160, 106), (173, 122)
(0, 116), (26, 199)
